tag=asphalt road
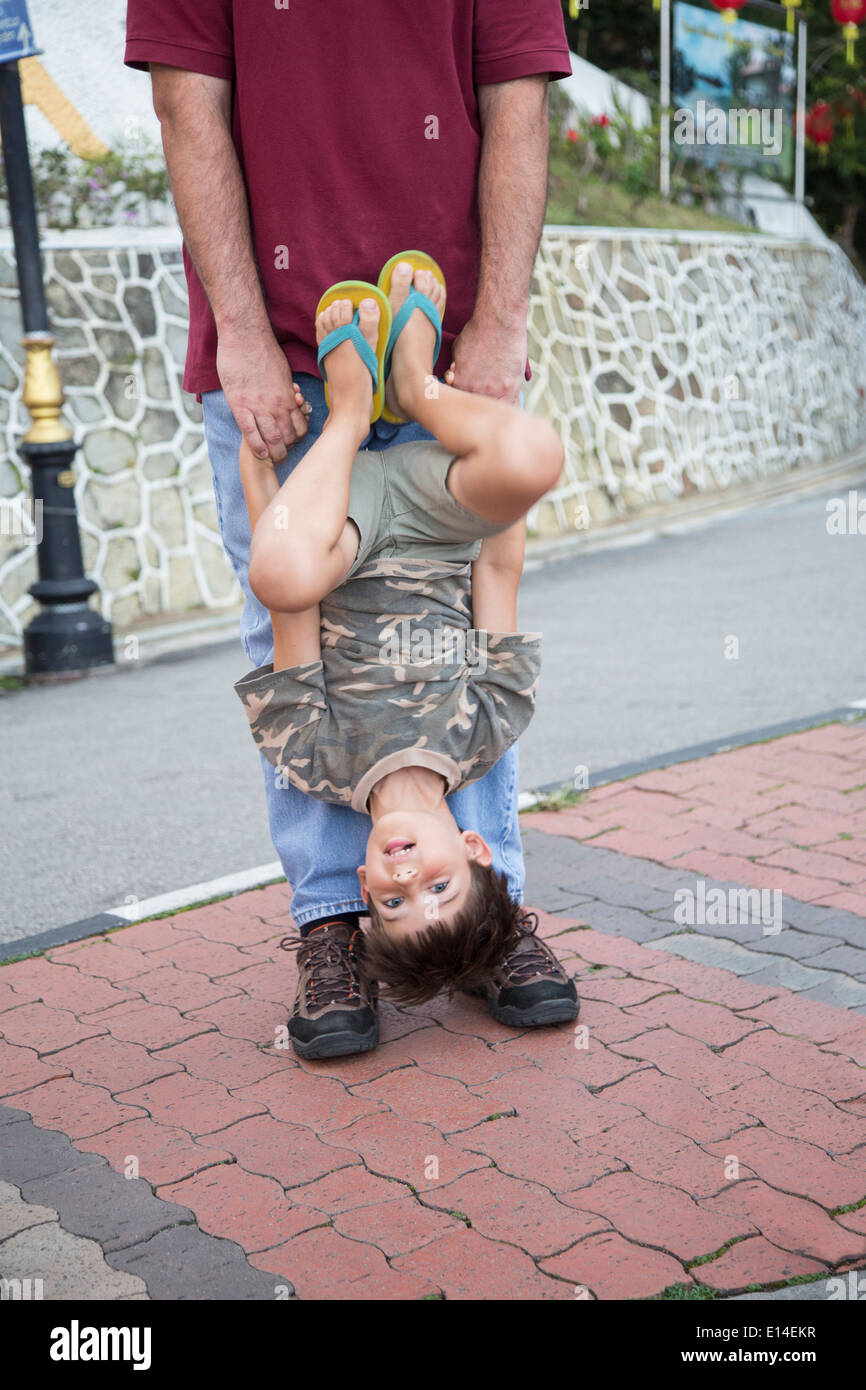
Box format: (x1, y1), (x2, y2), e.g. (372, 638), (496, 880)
(2, 479), (864, 942)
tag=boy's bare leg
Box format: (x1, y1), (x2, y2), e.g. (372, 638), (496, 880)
(383, 263), (563, 526)
(245, 297), (381, 613)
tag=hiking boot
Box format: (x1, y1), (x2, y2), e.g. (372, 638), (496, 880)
(465, 910), (579, 1027)
(280, 921), (379, 1059)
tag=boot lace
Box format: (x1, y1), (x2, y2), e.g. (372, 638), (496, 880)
(501, 911), (559, 986)
(279, 926), (363, 1008)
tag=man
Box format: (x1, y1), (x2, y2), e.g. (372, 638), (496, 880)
(125, 0), (579, 1058)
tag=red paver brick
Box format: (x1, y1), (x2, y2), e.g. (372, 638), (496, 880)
(822, 1025), (866, 1067)
(289, 1167), (406, 1214)
(470, 1067), (641, 1140)
(602, 1070), (749, 1143)
(724, 1032), (865, 1102)
(117, 1072), (265, 1136)
(12, 1077), (146, 1137)
(812, 890), (866, 915)
(737, 992), (859, 1045)
(49, 940), (152, 982)
(76, 1118), (232, 1185)
(50, 1035), (181, 1092)
(0, 1039), (70, 1096)
(611, 1027), (763, 1095)
(202, 1112), (361, 1188)
(638, 957), (780, 1009)
(561, 1171), (752, 1261)
(161, 1164), (324, 1252)
(540, 1230), (689, 1299)
(586, 1116), (751, 1197)
(253, 1226), (437, 1300)
(395, 1227), (571, 1299)
(568, 930), (671, 973)
(131, 964), (240, 1011)
(0, 961), (45, 1000)
(352, 1067), (493, 1135)
(31, 971), (133, 1016)
(220, 883), (293, 918)
(422, 1167), (610, 1257)
(694, 1236), (826, 1293)
(84, 998), (214, 1049)
(674, 852), (839, 905)
(624, 993), (762, 1048)
(520, 808), (621, 839)
(573, 974), (669, 1007)
(701, 1181), (866, 1266)
(758, 846), (864, 886)
(323, 1112), (489, 1190)
(107, 920), (201, 953)
(173, 904), (286, 946)
(493, 1026), (650, 1090)
(402, 991), (525, 1044)
(185, 995), (288, 1045)
(579, 998), (662, 1045)
(717, 1076), (866, 1153)
(703, 1128), (866, 1208)
(159, 1032), (296, 1089)
(361, 1024), (528, 1086)
(836, 1207), (866, 1237)
(590, 829), (700, 863)
(0, 1001), (106, 1054)
(220, 960), (299, 1005)
(0, 980), (37, 1010)
(459, 1115), (622, 1191)
(334, 1195), (461, 1256)
(236, 1068), (385, 1133)
(146, 938), (254, 978)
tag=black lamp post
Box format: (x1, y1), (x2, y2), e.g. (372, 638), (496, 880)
(0, 4), (113, 675)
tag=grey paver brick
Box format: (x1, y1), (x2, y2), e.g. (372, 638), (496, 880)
(21, 1162), (196, 1254)
(0, 1111), (102, 1186)
(108, 1223), (287, 1300)
(729, 1269), (866, 1302)
(800, 944), (866, 976)
(650, 933), (778, 975)
(746, 958), (842, 993)
(796, 976), (866, 1010)
(0, 1181), (55, 1242)
(572, 901), (673, 942)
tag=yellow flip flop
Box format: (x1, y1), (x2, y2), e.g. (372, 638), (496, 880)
(377, 251), (447, 423)
(315, 280), (392, 422)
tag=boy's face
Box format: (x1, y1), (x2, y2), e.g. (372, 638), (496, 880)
(358, 810), (492, 937)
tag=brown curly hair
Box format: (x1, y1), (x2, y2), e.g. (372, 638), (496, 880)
(361, 862), (523, 1007)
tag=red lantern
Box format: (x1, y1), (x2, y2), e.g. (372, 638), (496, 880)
(831, 0), (866, 65)
(709, 0), (748, 24)
(804, 100), (835, 159)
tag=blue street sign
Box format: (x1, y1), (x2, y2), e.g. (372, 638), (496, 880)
(0, 0), (40, 65)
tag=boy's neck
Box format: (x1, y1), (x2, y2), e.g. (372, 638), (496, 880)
(368, 766), (448, 820)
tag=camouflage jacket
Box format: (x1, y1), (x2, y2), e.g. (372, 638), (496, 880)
(234, 557), (541, 813)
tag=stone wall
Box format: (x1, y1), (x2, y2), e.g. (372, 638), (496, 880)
(527, 228), (866, 534)
(1, 226), (865, 646)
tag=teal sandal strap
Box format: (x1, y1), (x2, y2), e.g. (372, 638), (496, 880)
(384, 288), (442, 378)
(317, 315), (379, 386)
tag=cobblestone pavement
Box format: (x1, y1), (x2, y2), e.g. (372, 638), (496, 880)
(1, 722), (864, 1300)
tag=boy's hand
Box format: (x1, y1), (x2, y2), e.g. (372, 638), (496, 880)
(217, 327), (311, 463)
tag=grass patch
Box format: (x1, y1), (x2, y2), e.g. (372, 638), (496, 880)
(546, 149), (749, 233)
(522, 787), (586, 814)
(0, 675), (25, 691)
(653, 1283), (717, 1300)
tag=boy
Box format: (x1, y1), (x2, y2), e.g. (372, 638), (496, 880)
(235, 257), (577, 1039)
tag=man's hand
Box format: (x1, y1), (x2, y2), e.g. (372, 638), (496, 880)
(445, 314), (527, 403)
(217, 328), (310, 462)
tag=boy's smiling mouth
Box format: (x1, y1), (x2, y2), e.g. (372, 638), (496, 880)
(384, 839), (415, 859)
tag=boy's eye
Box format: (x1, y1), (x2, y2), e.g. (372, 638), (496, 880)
(384, 897), (403, 909)
(431, 881), (449, 894)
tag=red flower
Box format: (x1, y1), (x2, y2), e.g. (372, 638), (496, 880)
(590, 113), (610, 127)
(566, 128), (579, 142)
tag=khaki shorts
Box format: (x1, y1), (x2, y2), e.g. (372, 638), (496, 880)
(344, 440), (508, 579)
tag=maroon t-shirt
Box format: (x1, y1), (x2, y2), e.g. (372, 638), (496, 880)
(125, 1), (570, 399)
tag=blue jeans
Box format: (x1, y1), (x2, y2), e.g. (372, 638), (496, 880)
(201, 374), (526, 928)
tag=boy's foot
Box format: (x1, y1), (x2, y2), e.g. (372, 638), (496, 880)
(280, 921), (379, 1059)
(316, 297), (381, 422)
(463, 910), (580, 1028)
(383, 262), (446, 419)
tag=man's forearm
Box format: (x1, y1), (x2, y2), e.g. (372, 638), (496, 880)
(152, 66), (269, 338)
(475, 76), (549, 329)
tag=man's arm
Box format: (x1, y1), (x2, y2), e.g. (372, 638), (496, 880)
(150, 64), (307, 461)
(447, 75), (549, 403)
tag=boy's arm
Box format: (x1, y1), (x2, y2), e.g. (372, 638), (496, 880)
(238, 439), (322, 670)
(470, 519), (526, 632)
